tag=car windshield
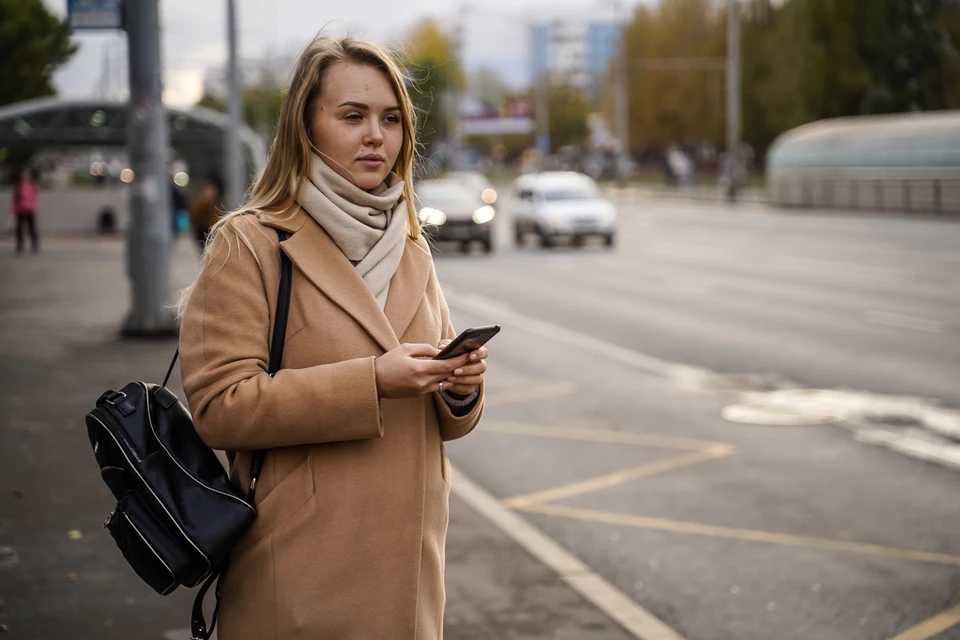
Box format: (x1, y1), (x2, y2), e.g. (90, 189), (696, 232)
(417, 182), (479, 209)
(541, 183), (601, 201)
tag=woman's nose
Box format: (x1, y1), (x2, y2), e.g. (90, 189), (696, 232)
(364, 120), (384, 146)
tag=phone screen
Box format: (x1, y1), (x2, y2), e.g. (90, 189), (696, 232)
(434, 325), (501, 360)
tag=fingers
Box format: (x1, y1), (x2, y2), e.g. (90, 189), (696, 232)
(446, 382), (480, 396)
(404, 343), (441, 358)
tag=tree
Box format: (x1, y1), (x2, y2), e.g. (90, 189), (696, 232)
(548, 84), (591, 149)
(0, 0), (77, 107)
(617, 0), (725, 151)
(195, 87), (284, 141)
(398, 19), (461, 153)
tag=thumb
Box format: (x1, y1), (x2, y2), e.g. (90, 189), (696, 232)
(404, 343), (441, 358)
(438, 339), (451, 349)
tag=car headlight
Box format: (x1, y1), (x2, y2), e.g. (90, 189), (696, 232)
(419, 207), (446, 225)
(481, 188), (498, 205)
(472, 205), (495, 224)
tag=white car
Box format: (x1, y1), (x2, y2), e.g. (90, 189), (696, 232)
(511, 172), (617, 248)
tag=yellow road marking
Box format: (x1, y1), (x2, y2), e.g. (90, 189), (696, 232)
(514, 504), (960, 568)
(889, 602), (960, 640)
(485, 382), (577, 408)
(482, 420), (733, 452)
(503, 449), (732, 509)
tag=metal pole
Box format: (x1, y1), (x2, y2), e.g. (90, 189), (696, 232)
(122, 0), (175, 337)
(726, 0), (741, 202)
(613, 1), (629, 187)
(225, 0), (244, 208)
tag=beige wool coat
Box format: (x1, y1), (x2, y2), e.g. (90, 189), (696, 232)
(178, 207), (483, 639)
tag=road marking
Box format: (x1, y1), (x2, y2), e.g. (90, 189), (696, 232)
(503, 449), (732, 510)
(866, 311), (944, 333)
(451, 465), (687, 640)
(514, 504), (960, 568)
(445, 286), (710, 387)
(485, 381), (577, 408)
(888, 602), (960, 640)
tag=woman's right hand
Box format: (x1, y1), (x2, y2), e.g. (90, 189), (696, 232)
(374, 343), (470, 399)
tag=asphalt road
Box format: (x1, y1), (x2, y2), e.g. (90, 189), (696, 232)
(437, 194), (960, 640)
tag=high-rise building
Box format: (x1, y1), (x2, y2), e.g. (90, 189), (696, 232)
(530, 18), (622, 99)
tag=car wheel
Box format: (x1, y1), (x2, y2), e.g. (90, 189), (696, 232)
(540, 233), (555, 249)
(572, 234), (585, 247)
(514, 224), (525, 246)
(481, 239), (493, 254)
(603, 233), (616, 247)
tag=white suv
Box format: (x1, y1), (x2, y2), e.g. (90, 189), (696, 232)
(512, 172), (617, 248)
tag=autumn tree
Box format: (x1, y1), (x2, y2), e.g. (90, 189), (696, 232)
(398, 19), (461, 154)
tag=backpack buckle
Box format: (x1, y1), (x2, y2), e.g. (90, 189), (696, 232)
(100, 390), (135, 416)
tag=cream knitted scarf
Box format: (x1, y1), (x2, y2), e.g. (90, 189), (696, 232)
(296, 154), (407, 308)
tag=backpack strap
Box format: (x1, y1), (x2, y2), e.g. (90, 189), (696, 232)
(189, 227), (292, 640)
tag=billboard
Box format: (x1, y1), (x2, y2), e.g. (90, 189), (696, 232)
(67, 0), (123, 30)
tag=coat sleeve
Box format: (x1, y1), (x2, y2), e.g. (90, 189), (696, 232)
(179, 218), (384, 451)
(430, 263), (484, 442)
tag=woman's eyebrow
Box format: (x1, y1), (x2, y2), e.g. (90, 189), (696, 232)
(337, 101), (401, 112)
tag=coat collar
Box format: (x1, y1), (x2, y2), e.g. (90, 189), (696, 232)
(257, 207), (433, 352)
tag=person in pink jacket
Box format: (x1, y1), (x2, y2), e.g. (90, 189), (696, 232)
(12, 168), (39, 254)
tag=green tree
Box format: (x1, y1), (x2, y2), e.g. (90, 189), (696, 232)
(548, 84), (591, 149)
(0, 0), (77, 107)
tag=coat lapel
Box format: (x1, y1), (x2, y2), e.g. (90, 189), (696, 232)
(259, 209), (433, 353)
(384, 237), (433, 342)
(267, 210), (399, 353)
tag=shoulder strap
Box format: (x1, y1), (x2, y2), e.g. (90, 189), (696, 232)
(189, 228), (291, 640)
(248, 228), (291, 499)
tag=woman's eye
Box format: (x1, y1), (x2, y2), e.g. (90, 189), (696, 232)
(345, 113), (362, 121)
(384, 115), (401, 124)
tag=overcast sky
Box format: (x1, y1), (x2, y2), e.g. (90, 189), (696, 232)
(44, 0), (635, 106)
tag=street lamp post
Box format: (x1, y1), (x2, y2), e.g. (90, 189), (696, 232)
(225, 0), (244, 209)
(726, 0), (741, 202)
(612, 0), (630, 187)
(122, 0), (176, 337)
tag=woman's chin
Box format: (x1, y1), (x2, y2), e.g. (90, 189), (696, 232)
(354, 172), (388, 191)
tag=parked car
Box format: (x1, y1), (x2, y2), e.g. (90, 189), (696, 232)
(512, 172), (617, 248)
(416, 179), (495, 253)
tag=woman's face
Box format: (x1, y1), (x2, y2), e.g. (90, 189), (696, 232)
(310, 61), (403, 190)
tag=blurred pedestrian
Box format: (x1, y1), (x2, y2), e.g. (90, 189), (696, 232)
(170, 178), (187, 239)
(11, 167), (39, 255)
(187, 176), (223, 252)
(177, 35), (488, 640)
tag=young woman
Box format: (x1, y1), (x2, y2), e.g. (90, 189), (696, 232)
(178, 36), (487, 639)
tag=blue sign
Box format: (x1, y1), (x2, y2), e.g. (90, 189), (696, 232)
(68, 0), (122, 30)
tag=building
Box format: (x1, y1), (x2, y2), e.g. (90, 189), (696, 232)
(530, 17), (622, 99)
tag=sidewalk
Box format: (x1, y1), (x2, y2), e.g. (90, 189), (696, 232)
(0, 236), (636, 639)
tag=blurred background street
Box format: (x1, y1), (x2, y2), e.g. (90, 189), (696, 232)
(1, 0), (960, 638)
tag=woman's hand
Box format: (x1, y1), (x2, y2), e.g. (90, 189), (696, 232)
(374, 343), (472, 399)
(437, 340), (488, 396)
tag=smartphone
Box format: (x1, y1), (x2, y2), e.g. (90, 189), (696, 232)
(434, 325), (501, 360)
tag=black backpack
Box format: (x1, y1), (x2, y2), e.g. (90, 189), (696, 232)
(85, 229), (291, 639)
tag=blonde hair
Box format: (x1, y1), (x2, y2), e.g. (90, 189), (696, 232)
(179, 35), (421, 314)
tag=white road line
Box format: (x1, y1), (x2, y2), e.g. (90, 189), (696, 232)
(866, 311), (944, 334)
(451, 465), (686, 640)
(444, 286), (709, 387)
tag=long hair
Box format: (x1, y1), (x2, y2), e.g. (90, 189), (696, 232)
(181, 35), (421, 310)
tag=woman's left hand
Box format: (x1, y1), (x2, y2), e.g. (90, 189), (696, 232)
(438, 340), (488, 396)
